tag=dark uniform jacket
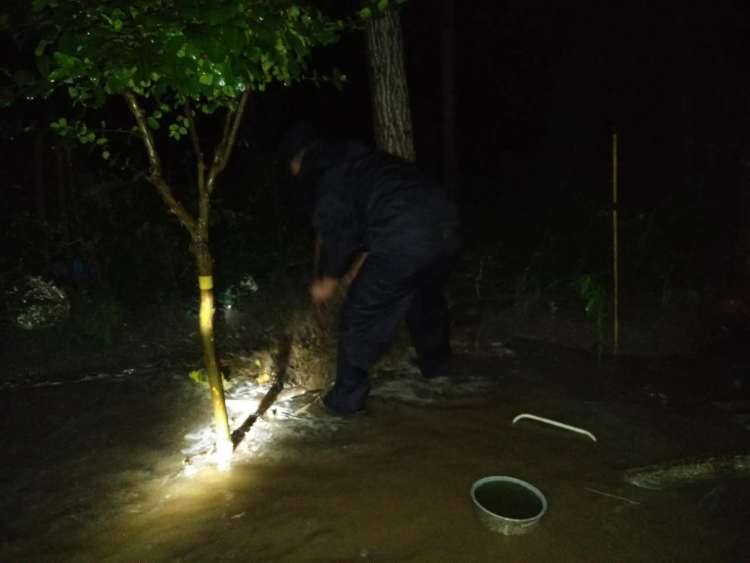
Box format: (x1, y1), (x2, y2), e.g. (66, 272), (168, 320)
(302, 141), (460, 278)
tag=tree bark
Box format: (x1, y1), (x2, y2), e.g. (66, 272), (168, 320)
(365, 8), (415, 162)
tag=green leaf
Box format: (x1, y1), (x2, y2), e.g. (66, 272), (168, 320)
(20, 0), (344, 169)
(189, 369), (207, 384)
(35, 39), (50, 57)
(359, 7), (372, 19)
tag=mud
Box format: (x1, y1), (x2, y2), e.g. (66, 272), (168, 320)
(1, 342), (748, 562)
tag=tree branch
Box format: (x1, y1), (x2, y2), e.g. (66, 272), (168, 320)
(185, 98), (207, 196)
(207, 88), (251, 194)
(123, 91), (197, 235)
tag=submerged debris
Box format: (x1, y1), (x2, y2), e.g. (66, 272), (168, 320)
(625, 454), (750, 490)
(6, 276), (70, 330)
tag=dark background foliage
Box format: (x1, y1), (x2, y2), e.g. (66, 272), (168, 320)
(2, 1), (749, 350)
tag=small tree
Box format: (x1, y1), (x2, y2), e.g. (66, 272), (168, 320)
(23, 0), (341, 465)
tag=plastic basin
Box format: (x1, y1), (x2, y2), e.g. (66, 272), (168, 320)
(470, 476), (547, 535)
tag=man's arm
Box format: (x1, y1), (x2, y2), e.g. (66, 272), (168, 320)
(310, 251), (368, 304)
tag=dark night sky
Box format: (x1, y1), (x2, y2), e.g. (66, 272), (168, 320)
(431, 3), (748, 200)
(4, 2), (750, 227)
(270, 2), (750, 219)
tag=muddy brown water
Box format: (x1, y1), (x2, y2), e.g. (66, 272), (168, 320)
(1, 345), (748, 562)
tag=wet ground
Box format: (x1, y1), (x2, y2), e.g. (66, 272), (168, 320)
(1, 339), (748, 562)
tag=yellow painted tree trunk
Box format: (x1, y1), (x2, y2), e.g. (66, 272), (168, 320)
(125, 90), (249, 464)
(194, 243), (232, 462)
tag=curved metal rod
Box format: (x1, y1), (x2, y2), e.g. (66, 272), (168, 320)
(512, 413), (597, 442)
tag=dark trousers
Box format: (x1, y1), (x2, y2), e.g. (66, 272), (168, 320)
(323, 229), (459, 414)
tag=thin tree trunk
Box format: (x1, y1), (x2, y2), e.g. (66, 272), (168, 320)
(441, 0), (458, 195)
(124, 90), (251, 464)
(365, 8), (415, 162)
(193, 240), (232, 463)
(739, 115), (750, 279)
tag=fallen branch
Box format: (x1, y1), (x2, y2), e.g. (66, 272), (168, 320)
(231, 333), (292, 448)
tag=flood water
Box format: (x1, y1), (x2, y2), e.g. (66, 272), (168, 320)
(1, 344), (748, 562)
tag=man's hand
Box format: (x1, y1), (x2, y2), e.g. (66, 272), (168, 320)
(310, 276), (339, 304)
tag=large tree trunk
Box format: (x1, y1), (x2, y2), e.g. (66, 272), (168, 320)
(365, 8), (415, 162)
(441, 0), (458, 195)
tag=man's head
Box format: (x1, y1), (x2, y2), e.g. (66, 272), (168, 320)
(278, 121), (318, 176)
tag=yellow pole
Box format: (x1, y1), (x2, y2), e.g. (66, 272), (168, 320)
(612, 132), (620, 355)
